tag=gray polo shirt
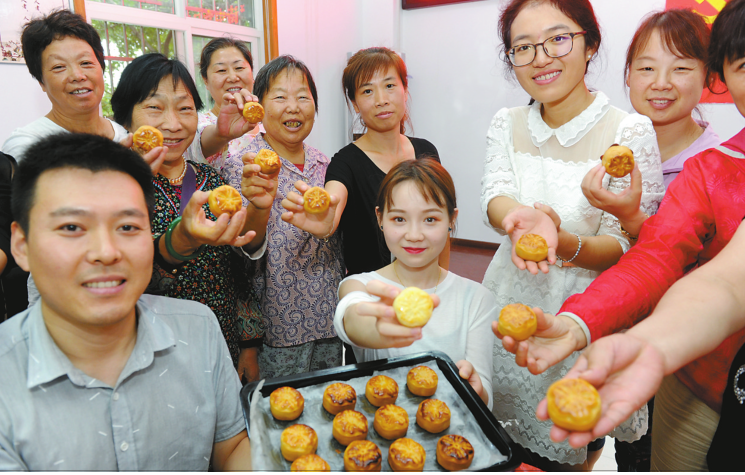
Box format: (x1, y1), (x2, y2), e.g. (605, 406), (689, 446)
(0, 295), (245, 470)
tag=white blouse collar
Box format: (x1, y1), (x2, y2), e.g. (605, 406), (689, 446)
(528, 91), (610, 148)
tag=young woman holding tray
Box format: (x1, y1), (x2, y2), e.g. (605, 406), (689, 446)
(333, 159), (496, 409)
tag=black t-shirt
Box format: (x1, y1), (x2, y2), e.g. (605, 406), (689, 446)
(706, 340), (745, 471)
(325, 137), (439, 276)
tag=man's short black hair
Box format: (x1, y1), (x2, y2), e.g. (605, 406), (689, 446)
(21, 9), (106, 84)
(12, 133), (155, 233)
(708, 0), (745, 83)
(111, 53), (204, 129)
(253, 55), (319, 112)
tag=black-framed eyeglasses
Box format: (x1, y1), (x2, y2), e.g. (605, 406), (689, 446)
(508, 31), (587, 67)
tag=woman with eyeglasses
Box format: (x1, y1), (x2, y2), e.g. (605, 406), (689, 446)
(481, 0), (664, 470)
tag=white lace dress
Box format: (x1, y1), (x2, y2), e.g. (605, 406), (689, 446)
(480, 92), (665, 464)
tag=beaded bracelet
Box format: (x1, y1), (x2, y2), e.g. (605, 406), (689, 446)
(558, 232), (582, 264)
(165, 216), (205, 261)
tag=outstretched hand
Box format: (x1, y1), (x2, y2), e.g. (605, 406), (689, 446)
(351, 279), (441, 349)
(280, 180), (340, 237)
(240, 152), (279, 210)
(581, 163), (642, 221)
(535, 333), (665, 448)
(215, 89), (261, 140)
(181, 190), (255, 248)
(456, 359), (488, 405)
(494, 307), (586, 374)
(120, 133), (167, 176)
(502, 205), (558, 274)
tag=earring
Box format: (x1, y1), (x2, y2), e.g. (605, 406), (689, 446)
(380, 225), (383, 230)
(448, 227), (452, 232)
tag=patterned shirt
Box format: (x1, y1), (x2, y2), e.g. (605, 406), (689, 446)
(222, 134), (344, 347)
(148, 162), (263, 363)
(0, 295), (245, 470)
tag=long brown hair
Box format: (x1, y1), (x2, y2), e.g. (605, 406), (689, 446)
(625, 9), (712, 90)
(342, 47), (410, 135)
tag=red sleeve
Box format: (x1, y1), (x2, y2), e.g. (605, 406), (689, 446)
(559, 155), (716, 341)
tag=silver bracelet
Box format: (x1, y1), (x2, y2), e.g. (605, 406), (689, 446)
(563, 233), (582, 263)
(315, 229), (334, 242)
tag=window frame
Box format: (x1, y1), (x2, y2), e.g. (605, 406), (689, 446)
(84, 0), (265, 81)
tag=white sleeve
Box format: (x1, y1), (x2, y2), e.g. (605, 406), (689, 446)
(333, 291), (379, 347)
(481, 108), (518, 235)
(596, 114), (665, 252)
(234, 237), (267, 260)
(1, 131), (35, 162)
(465, 287), (497, 410)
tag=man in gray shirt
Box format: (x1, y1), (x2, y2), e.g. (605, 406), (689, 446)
(0, 133), (252, 470)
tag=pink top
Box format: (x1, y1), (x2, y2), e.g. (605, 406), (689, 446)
(662, 120), (720, 189)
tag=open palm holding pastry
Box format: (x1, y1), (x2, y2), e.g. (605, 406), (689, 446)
(119, 133), (167, 176)
(280, 179), (341, 238)
(343, 279), (441, 349)
(178, 191), (255, 249)
(214, 88), (262, 141)
(535, 332), (664, 448)
(240, 152), (280, 210)
(502, 204), (558, 274)
(581, 163), (648, 237)
(495, 306), (587, 375)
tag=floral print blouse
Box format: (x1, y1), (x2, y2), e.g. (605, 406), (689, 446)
(147, 161), (263, 364)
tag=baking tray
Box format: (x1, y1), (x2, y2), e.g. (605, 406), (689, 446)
(241, 351), (522, 471)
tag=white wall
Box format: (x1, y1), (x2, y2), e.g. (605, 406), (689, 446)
(0, 63), (52, 150)
(400, 0), (745, 243)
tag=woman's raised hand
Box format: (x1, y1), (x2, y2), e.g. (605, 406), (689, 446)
(120, 133), (167, 175)
(582, 163), (642, 221)
(181, 190), (255, 248)
(493, 306), (587, 375)
(281, 180), (340, 237)
(240, 152), (279, 210)
(354, 279), (441, 349)
(216, 88), (261, 140)
(502, 204), (559, 274)
(535, 333), (665, 448)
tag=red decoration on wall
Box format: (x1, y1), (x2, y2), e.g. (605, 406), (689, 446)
(665, 0), (732, 103)
(402, 0), (483, 10)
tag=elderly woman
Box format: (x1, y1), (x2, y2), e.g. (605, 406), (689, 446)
(189, 37), (262, 171)
(2, 10), (129, 161)
(220, 55), (344, 378)
(110, 53), (277, 380)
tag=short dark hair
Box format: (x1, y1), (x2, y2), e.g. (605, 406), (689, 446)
(21, 9), (106, 84)
(253, 55), (318, 112)
(625, 9), (712, 90)
(12, 133), (155, 233)
(111, 53), (204, 128)
(498, 0), (601, 73)
(708, 0), (745, 83)
(199, 37), (253, 80)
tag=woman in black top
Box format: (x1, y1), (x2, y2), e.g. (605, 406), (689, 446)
(281, 47), (443, 276)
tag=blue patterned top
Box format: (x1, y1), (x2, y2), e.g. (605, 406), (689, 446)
(219, 133), (344, 347)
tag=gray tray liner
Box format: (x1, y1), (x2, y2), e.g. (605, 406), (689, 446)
(248, 361), (507, 471)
